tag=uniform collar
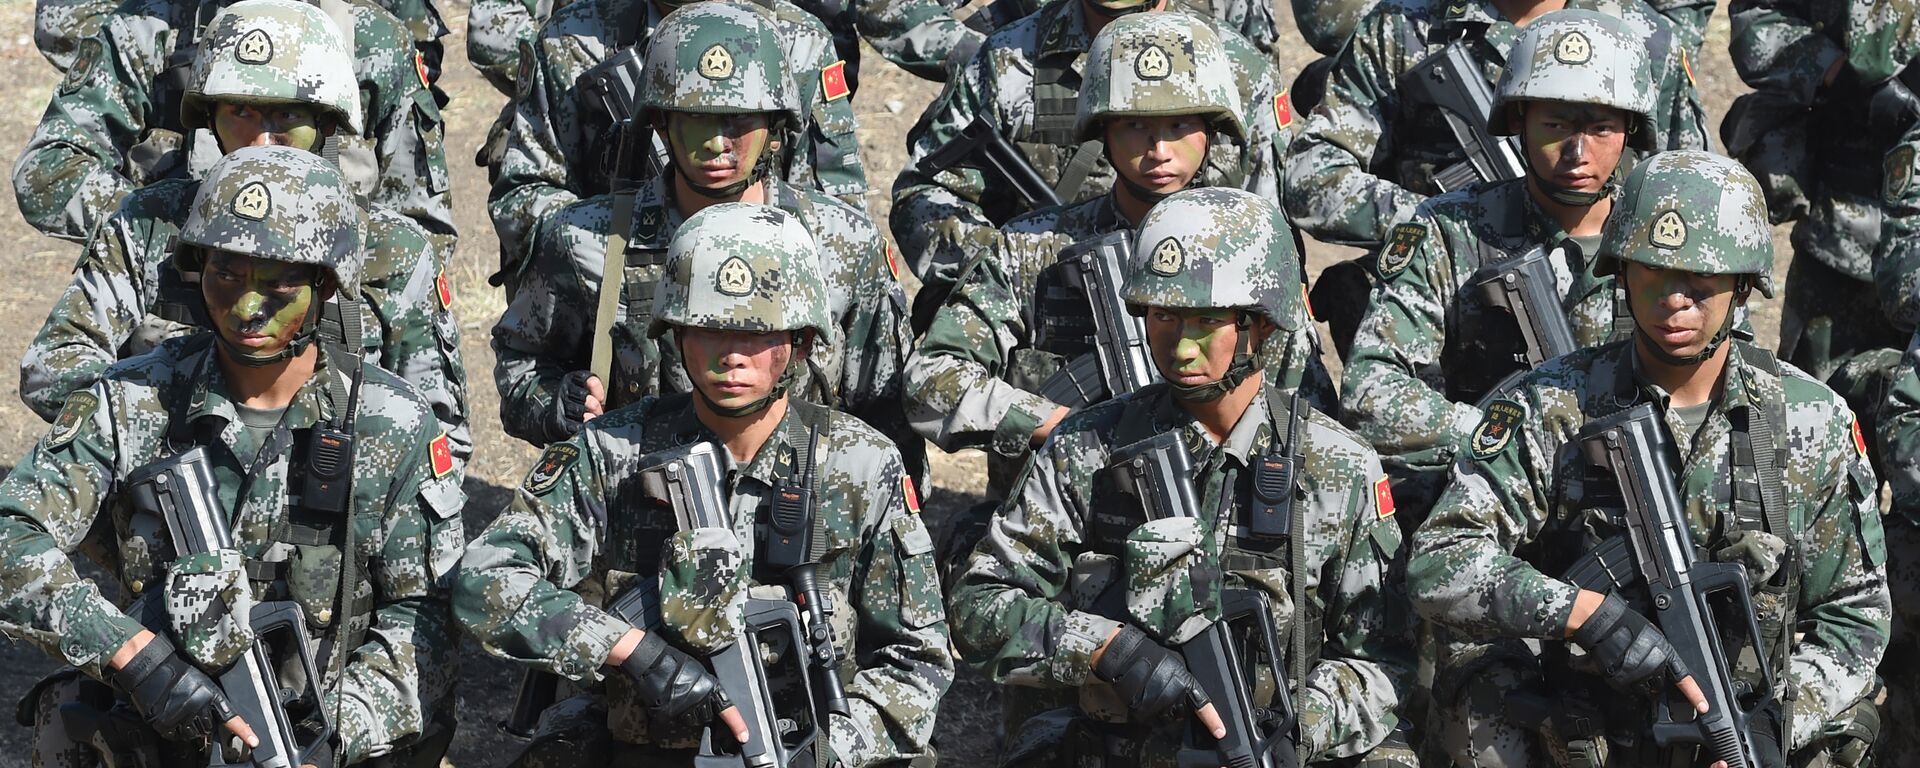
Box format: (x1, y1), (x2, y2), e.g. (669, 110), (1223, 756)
(1145, 384), (1276, 465)
(628, 174), (803, 251)
(661, 395), (807, 487)
(1038, 0), (1098, 59)
(1614, 339), (1757, 417)
(1435, 0), (1503, 30)
(181, 342), (342, 442)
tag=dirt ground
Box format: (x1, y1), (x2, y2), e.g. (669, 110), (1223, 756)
(0, 1), (1781, 764)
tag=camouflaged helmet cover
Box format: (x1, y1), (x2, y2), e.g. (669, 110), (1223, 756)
(638, 2), (803, 127)
(1074, 12), (1246, 142)
(1123, 187), (1304, 331)
(182, 0), (364, 134)
(179, 145), (366, 293)
(1597, 150), (1774, 296)
(647, 203), (832, 343)
(1489, 9), (1656, 151)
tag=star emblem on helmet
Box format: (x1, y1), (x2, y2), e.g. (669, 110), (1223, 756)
(1148, 237), (1184, 276)
(231, 182), (272, 221)
(235, 28), (274, 64)
(1134, 44), (1171, 81)
(1650, 210), (1687, 249)
(1553, 31), (1591, 65)
(716, 256), (755, 296)
(698, 44), (735, 80)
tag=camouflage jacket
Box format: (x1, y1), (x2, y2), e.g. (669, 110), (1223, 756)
(1291, 0), (1377, 56)
(906, 193), (1333, 483)
(0, 335), (465, 763)
(1876, 121), (1920, 331)
(887, 0), (1285, 276)
(454, 394), (953, 765)
(1283, 0), (1708, 249)
(21, 176), (472, 474)
(490, 174), (912, 455)
(1409, 340), (1890, 750)
(487, 0), (868, 276)
(33, 0), (449, 71)
(947, 383), (1412, 762)
(12, 0), (454, 243)
(1728, 0), (1920, 281)
(1342, 178), (1620, 513)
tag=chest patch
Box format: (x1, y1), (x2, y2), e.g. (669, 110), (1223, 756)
(1887, 145), (1915, 203)
(1470, 398), (1525, 460)
(1378, 223), (1426, 280)
(524, 443), (579, 495)
(47, 392), (99, 449)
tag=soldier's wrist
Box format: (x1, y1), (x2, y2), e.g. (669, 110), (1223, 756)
(108, 629), (158, 673)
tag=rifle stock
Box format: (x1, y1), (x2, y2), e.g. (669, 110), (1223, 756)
(1399, 43), (1525, 192)
(1035, 231), (1159, 409)
(1470, 247), (1579, 368)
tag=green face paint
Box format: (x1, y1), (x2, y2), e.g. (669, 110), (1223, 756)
(202, 252), (320, 362)
(1148, 307), (1238, 379)
(214, 102), (322, 153)
(666, 112), (771, 192)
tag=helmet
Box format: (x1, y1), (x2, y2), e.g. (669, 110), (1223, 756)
(178, 145), (366, 295)
(181, 0), (363, 135)
(1596, 150), (1774, 297)
(1488, 9), (1656, 151)
(637, 2), (802, 128)
(1123, 187), (1304, 332)
(647, 203), (831, 343)
(1074, 12), (1245, 143)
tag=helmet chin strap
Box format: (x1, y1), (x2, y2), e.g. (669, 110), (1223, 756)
(204, 282), (328, 368)
(1168, 312), (1263, 402)
(1083, 0), (1155, 19)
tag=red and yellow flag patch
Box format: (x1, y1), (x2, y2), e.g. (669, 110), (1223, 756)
(822, 60), (850, 102)
(436, 270), (454, 310)
(416, 50), (432, 90)
(885, 244), (902, 283)
(430, 432), (455, 478)
(1375, 477), (1396, 518)
(1274, 90), (1294, 129)
(902, 475), (921, 515)
(1854, 418), (1869, 459)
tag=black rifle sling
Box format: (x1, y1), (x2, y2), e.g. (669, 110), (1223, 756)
(779, 408), (841, 768)
(1734, 341), (1796, 725)
(1263, 389), (1309, 696)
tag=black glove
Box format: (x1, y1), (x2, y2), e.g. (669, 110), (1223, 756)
(1092, 625), (1209, 724)
(1748, 699), (1786, 768)
(1570, 593), (1691, 691)
(109, 635), (236, 744)
(619, 630), (731, 733)
(545, 370), (595, 442)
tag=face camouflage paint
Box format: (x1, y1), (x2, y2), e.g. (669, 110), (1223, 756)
(667, 112), (771, 193)
(203, 251), (320, 363)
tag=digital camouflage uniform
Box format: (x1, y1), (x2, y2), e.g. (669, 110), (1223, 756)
(457, 205), (952, 767)
(1284, 0), (1376, 118)
(12, 0), (455, 244)
(888, 0), (1286, 277)
(1726, 0), (1919, 464)
(6, 148), (465, 767)
(33, 0), (451, 78)
(486, 0), (869, 280)
(1410, 152), (1888, 766)
(19, 4), (469, 475)
(1342, 10), (1656, 519)
(946, 188), (1414, 765)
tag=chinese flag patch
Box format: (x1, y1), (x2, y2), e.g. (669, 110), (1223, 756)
(1375, 477), (1396, 518)
(1854, 418), (1868, 459)
(430, 432), (455, 478)
(1274, 90), (1294, 128)
(885, 245), (901, 282)
(436, 270), (454, 310)
(822, 60), (850, 102)
(1681, 50), (1695, 87)
(415, 50), (431, 90)
(901, 475), (921, 515)
(1302, 284), (1315, 321)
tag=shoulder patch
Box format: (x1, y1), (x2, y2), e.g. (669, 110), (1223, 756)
(901, 475), (921, 515)
(523, 443), (580, 495)
(1378, 223), (1426, 280)
(1680, 49), (1695, 87)
(436, 270), (454, 310)
(415, 50), (431, 90)
(1853, 415), (1868, 459)
(48, 392), (99, 449)
(430, 432), (455, 478)
(1886, 145), (1915, 203)
(1374, 476), (1395, 518)
(1274, 90), (1294, 129)
(1469, 398), (1524, 461)
(821, 59), (850, 101)
(61, 37), (105, 95)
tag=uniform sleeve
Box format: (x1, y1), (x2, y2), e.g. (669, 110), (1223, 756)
(790, 26), (869, 207)
(1224, 33), (1284, 203)
(1407, 394), (1582, 641)
(1300, 454), (1413, 761)
(13, 28), (150, 243)
(1729, 0), (1844, 103)
(1645, 16), (1710, 151)
(1785, 409), (1891, 750)
(946, 429), (1123, 687)
(827, 214), (909, 424)
(1340, 218), (1483, 491)
(852, 0), (982, 81)
(466, 0), (538, 95)
(491, 209), (594, 446)
(834, 451), (954, 767)
(22, 212), (153, 421)
(0, 386), (145, 678)
(1282, 11), (1426, 248)
(358, 8), (456, 237)
(1881, 334), (1920, 513)
(452, 436), (634, 681)
(1875, 131), (1920, 332)
(888, 47), (1002, 276)
(490, 34), (588, 280)
(362, 219), (471, 468)
(1642, 0), (1713, 59)
(33, 0), (113, 72)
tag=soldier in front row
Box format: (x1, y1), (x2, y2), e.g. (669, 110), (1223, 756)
(948, 188), (1414, 766)
(8, 148), (464, 768)
(457, 204), (952, 768)
(1410, 151), (1887, 766)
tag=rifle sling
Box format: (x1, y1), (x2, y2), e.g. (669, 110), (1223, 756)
(1054, 140), (1103, 203)
(593, 192), (637, 383)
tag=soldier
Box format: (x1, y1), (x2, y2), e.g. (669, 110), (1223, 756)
(490, 2), (914, 477)
(905, 12), (1331, 574)
(13, 0), (454, 244)
(947, 187), (1414, 765)
(33, 0), (450, 81)
(457, 203), (952, 768)
(20, 1), (470, 476)
(1342, 10), (1653, 518)
(1725, 0), (1919, 462)
(486, 0), (869, 281)
(7, 146), (464, 768)
(1285, 0), (1377, 116)
(1286, 0), (1708, 360)
(1409, 151), (1886, 766)
(887, 0), (1286, 277)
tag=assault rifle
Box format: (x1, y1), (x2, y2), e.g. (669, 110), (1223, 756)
(1035, 231), (1159, 408)
(1104, 431), (1299, 768)
(1399, 42), (1526, 192)
(117, 448), (333, 768)
(1561, 404), (1775, 768)
(1469, 247), (1578, 369)
(925, 114), (1064, 212)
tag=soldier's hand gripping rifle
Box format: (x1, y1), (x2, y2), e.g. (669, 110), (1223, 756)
(1105, 431), (1299, 768)
(1399, 42), (1526, 193)
(1036, 231), (1161, 408)
(121, 447), (333, 768)
(1562, 404), (1775, 768)
(925, 114), (1064, 214)
(1470, 246), (1579, 369)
